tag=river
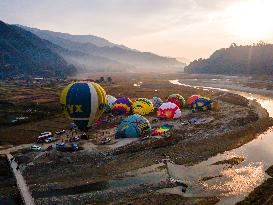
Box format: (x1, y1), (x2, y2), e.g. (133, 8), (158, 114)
(167, 79), (273, 205)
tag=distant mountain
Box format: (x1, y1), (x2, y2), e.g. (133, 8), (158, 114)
(20, 25), (183, 72)
(184, 42), (273, 75)
(0, 21), (76, 79)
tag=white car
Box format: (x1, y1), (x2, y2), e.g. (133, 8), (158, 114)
(31, 145), (42, 151)
(44, 137), (55, 143)
(55, 130), (65, 135)
(40, 131), (52, 135)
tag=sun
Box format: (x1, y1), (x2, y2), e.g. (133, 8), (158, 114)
(227, 0), (273, 41)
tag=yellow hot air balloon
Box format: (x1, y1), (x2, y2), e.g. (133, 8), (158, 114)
(132, 98), (154, 115)
(60, 82), (107, 130)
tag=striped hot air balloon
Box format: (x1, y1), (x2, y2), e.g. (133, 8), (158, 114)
(167, 94), (186, 108)
(105, 95), (117, 112)
(132, 98), (154, 115)
(112, 97), (132, 115)
(60, 82), (107, 130)
(187, 95), (201, 107)
(157, 102), (182, 119)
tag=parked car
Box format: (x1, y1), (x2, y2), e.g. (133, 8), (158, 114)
(101, 138), (111, 145)
(69, 136), (80, 142)
(71, 143), (79, 150)
(55, 130), (65, 135)
(56, 143), (65, 150)
(44, 137), (55, 143)
(37, 133), (53, 143)
(40, 131), (52, 135)
(31, 145), (41, 151)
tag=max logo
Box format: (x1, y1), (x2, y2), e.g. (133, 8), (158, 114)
(64, 104), (83, 113)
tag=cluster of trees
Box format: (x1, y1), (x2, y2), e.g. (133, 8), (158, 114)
(184, 41), (273, 75)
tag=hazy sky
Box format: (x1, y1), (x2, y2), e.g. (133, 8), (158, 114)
(1, 0), (273, 60)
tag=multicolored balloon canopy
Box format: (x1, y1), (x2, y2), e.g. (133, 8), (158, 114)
(112, 97), (132, 115)
(187, 95), (201, 107)
(132, 98), (154, 115)
(167, 94), (185, 108)
(157, 102), (182, 119)
(115, 114), (151, 138)
(60, 82), (107, 130)
(150, 97), (163, 108)
(192, 97), (213, 111)
(105, 95), (117, 112)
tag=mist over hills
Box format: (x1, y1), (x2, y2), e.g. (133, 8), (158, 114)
(20, 25), (184, 72)
(0, 21), (76, 79)
(185, 42), (273, 75)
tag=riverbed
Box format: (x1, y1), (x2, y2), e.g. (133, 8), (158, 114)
(167, 79), (273, 205)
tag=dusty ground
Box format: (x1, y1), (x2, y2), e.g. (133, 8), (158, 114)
(1, 73), (272, 205)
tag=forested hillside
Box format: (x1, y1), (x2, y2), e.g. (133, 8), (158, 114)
(185, 42), (273, 75)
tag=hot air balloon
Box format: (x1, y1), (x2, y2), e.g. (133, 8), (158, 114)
(112, 97), (132, 115)
(132, 98), (154, 115)
(60, 82), (107, 130)
(167, 94), (186, 108)
(150, 97), (163, 108)
(192, 97), (213, 111)
(116, 114), (151, 138)
(187, 95), (201, 107)
(105, 95), (117, 112)
(157, 102), (182, 119)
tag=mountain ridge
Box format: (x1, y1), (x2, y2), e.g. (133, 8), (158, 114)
(184, 42), (273, 75)
(0, 21), (76, 79)
(19, 25), (184, 72)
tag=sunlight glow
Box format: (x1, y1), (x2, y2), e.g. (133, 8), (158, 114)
(227, 0), (273, 41)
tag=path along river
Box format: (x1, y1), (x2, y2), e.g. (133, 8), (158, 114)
(165, 80), (273, 205)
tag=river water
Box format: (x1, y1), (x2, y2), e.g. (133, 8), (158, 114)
(167, 79), (273, 205)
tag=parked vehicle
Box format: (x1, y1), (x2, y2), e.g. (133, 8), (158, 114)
(69, 136), (80, 142)
(71, 143), (79, 150)
(44, 137), (55, 143)
(31, 145), (41, 151)
(37, 133), (53, 143)
(40, 131), (52, 135)
(101, 137), (111, 144)
(56, 143), (65, 150)
(55, 130), (65, 135)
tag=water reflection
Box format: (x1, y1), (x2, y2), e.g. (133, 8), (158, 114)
(168, 79), (273, 205)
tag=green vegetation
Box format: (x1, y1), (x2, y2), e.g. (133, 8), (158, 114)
(185, 42), (273, 75)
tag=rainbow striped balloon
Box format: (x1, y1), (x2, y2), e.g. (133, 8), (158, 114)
(60, 82), (107, 130)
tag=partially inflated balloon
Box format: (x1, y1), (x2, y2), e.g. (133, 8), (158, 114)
(132, 98), (154, 115)
(112, 97), (132, 115)
(157, 102), (181, 119)
(105, 95), (117, 112)
(150, 97), (163, 109)
(116, 114), (151, 138)
(60, 82), (106, 130)
(192, 97), (212, 111)
(187, 95), (201, 107)
(167, 94), (185, 108)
